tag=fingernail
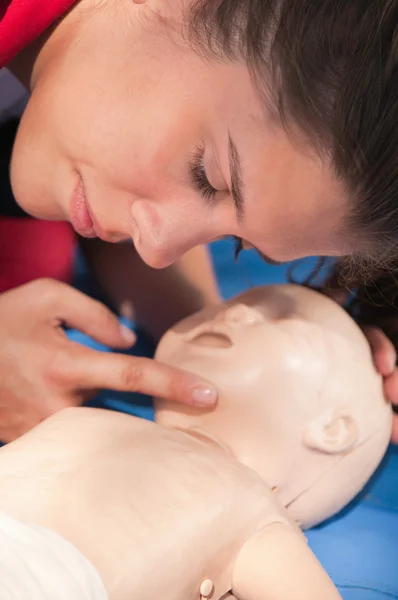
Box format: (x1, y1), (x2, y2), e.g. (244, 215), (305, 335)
(120, 325), (136, 345)
(191, 385), (217, 406)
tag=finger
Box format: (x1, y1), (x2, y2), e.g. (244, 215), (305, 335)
(38, 393), (83, 416)
(383, 370), (398, 407)
(0, 392), (78, 443)
(391, 413), (398, 445)
(0, 410), (41, 443)
(0, 427), (19, 444)
(327, 289), (349, 305)
(43, 281), (136, 348)
(362, 326), (396, 375)
(58, 345), (218, 407)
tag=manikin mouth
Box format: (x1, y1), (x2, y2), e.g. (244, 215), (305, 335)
(190, 331), (232, 348)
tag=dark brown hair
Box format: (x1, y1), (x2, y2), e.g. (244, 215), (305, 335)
(321, 261), (398, 357)
(188, 0), (398, 276)
(188, 1), (398, 354)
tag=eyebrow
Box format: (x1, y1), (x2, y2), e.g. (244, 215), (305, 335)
(227, 134), (286, 266)
(228, 132), (245, 224)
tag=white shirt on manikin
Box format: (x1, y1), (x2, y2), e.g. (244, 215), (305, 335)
(0, 512), (108, 600)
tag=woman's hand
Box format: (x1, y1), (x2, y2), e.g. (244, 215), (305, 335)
(0, 279), (217, 442)
(363, 326), (398, 443)
(321, 264), (398, 446)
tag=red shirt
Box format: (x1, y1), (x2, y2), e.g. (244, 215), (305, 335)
(0, 0), (75, 67)
(0, 1), (77, 291)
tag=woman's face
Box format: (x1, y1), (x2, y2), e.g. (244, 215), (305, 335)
(11, 0), (349, 268)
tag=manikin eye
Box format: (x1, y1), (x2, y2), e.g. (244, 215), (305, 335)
(190, 332), (232, 348)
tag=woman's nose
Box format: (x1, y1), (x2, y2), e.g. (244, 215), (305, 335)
(134, 199), (223, 263)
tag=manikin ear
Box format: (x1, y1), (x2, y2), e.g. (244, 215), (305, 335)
(303, 408), (359, 455)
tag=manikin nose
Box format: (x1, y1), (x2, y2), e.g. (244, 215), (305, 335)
(218, 303), (263, 325)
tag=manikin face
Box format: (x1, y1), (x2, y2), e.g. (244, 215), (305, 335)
(155, 285), (392, 524)
(11, 0), (349, 269)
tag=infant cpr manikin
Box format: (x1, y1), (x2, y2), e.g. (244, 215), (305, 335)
(0, 285), (391, 600)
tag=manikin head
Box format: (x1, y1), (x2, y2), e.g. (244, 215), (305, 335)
(155, 285), (392, 528)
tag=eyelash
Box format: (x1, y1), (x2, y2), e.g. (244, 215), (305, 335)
(189, 146), (218, 203)
(233, 236), (243, 260)
(189, 147), (243, 261)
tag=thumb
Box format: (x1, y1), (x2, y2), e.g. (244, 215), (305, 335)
(47, 283), (136, 348)
(362, 326), (396, 375)
(329, 290), (349, 305)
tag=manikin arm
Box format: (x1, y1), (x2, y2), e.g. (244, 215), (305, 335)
(232, 523), (341, 600)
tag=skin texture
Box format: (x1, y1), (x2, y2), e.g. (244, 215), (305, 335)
(0, 285), (391, 600)
(3, 0), (398, 437)
(11, 0), (348, 267)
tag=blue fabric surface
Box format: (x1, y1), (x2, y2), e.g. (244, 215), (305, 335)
(68, 240), (398, 599)
(306, 447), (398, 599)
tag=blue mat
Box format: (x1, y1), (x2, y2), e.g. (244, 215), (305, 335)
(67, 240), (398, 599)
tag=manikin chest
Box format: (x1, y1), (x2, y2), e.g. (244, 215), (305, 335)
(0, 410), (297, 600)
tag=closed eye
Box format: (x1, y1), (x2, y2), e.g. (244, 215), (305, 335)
(189, 146), (218, 202)
(233, 236), (243, 260)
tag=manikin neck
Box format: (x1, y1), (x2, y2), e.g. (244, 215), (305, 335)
(174, 425), (234, 457)
(164, 420), (321, 510)
(169, 423), (285, 491)
(170, 424), (326, 512)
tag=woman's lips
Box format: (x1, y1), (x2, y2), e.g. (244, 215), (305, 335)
(70, 176), (96, 238)
(70, 175), (113, 241)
